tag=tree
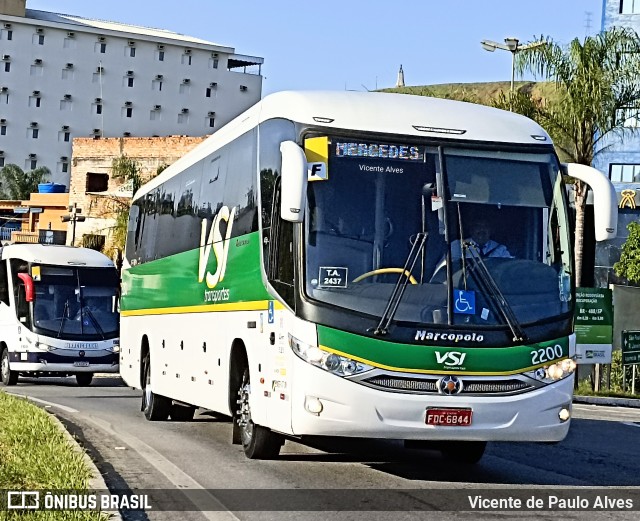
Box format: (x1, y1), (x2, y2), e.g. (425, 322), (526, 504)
(614, 221), (640, 284)
(0, 164), (51, 199)
(505, 27), (640, 286)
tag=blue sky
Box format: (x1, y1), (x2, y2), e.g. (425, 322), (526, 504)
(28, 0), (603, 95)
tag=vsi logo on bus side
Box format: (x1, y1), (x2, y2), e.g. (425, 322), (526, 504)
(198, 205), (236, 303)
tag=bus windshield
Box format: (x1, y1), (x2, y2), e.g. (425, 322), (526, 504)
(304, 139), (573, 329)
(32, 266), (119, 339)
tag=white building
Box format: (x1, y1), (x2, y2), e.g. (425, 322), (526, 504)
(0, 0), (263, 185)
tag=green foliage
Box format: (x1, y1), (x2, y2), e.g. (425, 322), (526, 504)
(0, 392), (106, 520)
(614, 221), (640, 284)
(0, 164), (51, 199)
(111, 155), (142, 195)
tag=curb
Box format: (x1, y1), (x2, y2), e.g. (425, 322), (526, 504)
(48, 412), (124, 521)
(573, 394), (640, 408)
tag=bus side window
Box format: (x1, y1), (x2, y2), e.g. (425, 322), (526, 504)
(0, 260), (9, 305)
(267, 179), (295, 307)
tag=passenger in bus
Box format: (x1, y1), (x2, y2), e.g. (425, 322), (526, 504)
(451, 219), (512, 259)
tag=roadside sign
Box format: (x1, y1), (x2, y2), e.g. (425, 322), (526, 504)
(622, 330), (640, 365)
(574, 287), (613, 364)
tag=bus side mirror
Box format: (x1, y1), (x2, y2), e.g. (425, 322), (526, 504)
(280, 140), (307, 223)
(17, 273), (34, 302)
(563, 163), (618, 241)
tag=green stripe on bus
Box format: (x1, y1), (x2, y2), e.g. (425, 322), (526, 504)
(317, 325), (569, 375)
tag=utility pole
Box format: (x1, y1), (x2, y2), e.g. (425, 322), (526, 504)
(61, 202), (85, 246)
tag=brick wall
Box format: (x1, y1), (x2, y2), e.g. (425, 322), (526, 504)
(68, 135), (207, 250)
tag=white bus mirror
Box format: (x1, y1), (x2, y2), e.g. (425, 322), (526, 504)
(280, 140), (307, 223)
(563, 163), (618, 241)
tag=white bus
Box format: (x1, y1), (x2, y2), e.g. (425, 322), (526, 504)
(0, 244), (120, 387)
(119, 91), (617, 462)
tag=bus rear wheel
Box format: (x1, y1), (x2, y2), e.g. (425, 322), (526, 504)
(440, 441), (487, 464)
(236, 368), (283, 459)
(1, 348), (18, 386)
(75, 373), (93, 387)
(141, 353), (170, 421)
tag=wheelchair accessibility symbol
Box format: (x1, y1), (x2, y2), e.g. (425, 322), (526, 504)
(268, 301), (274, 324)
(453, 289), (476, 315)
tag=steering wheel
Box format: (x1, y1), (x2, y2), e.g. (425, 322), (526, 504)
(352, 268), (417, 284)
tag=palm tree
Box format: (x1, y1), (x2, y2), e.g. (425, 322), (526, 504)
(0, 164), (51, 199)
(511, 27), (640, 286)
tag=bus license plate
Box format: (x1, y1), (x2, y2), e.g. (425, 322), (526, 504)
(426, 408), (472, 426)
(73, 361), (90, 367)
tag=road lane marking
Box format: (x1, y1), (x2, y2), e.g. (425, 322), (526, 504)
(84, 416), (240, 521)
(7, 393), (79, 413)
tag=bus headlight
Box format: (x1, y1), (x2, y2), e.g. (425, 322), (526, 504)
(526, 358), (576, 383)
(107, 345), (121, 353)
(289, 334), (373, 377)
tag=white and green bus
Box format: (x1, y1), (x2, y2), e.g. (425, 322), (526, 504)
(120, 91), (617, 462)
(0, 244), (120, 387)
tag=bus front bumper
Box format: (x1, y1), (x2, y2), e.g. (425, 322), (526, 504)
(290, 361), (574, 443)
(9, 351), (119, 374)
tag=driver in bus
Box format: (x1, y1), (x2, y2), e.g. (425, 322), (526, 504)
(451, 219), (512, 259)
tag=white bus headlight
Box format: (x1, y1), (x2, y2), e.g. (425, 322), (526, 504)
(526, 357), (576, 383)
(289, 334), (373, 377)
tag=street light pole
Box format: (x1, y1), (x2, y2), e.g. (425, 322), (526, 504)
(481, 37), (546, 108)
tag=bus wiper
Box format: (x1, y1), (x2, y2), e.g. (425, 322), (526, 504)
(463, 242), (527, 342)
(57, 299), (69, 338)
(372, 232), (427, 336)
(82, 306), (105, 339)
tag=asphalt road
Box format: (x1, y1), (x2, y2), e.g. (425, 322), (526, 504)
(5, 375), (640, 521)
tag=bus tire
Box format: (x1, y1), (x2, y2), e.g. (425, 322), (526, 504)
(170, 403), (196, 421)
(75, 373), (93, 387)
(440, 441), (487, 464)
(237, 368), (283, 459)
(141, 353), (170, 421)
(1, 348), (18, 386)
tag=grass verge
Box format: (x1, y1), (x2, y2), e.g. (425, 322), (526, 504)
(0, 390), (107, 520)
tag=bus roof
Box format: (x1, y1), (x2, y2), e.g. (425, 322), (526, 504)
(0, 244), (115, 268)
(135, 90), (552, 200)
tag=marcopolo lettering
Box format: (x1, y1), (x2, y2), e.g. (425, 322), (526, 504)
(415, 330), (484, 343)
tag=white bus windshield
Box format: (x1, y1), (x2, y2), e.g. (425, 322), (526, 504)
(32, 266), (119, 339)
(304, 139), (572, 328)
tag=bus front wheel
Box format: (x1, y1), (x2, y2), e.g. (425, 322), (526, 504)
(0, 348), (18, 386)
(141, 353), (170, 421)
(236, 368), (283, 459)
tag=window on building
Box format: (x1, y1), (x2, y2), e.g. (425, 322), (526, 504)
(123, 106), (133, 118)
(31, 128), (39, 139)
(33, 33), (45, 45)
(59, 161), (69, 174)
(0, 157), (4, 167)
(86, 172), (109, 192)
(63, 37), (76, 49)
(1, 124), (6, 135)
(58, 130), (70, 142)
(150, 109), (161, 121)
(28, 158), (37, 170)
(179, 83), (190, 95)
(96, 103), (103, 115)
(127, 77), (134, 87)
(129, 47), (136, 58)
(4, 62), (9, 73)
(152, 79), (163, 91)
(95, 42), (107, 53)
(621, 0), (640, 14)
(1, 29), (12, 40)
(209, 57), (219, 69)
(0, 91), (8, 104)
(610, 163), (640, 182)
(208, 117), (215, 128)
(157, 50), (165, 61)
(29, 95), (42, 108)
(30, 64), (44, 77)
(205, 87), (212, 98)
(61, 68), (74, 80)
(60, 99), (72, 111)
(178, 112), (189, 124)
(182, 53), (192, 65)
